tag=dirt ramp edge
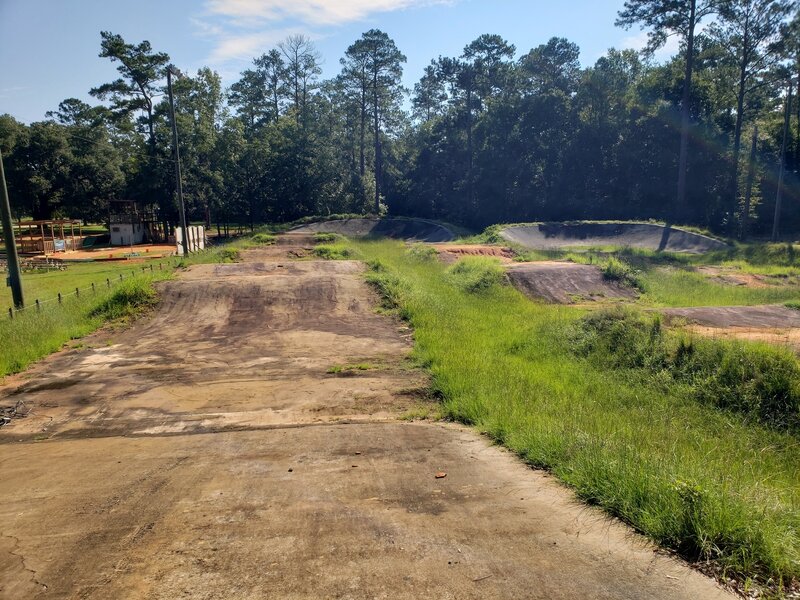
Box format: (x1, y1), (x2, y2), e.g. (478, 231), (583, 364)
(291, 217), (455, 242)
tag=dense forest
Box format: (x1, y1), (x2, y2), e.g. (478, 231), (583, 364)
(1, 1), (799, 238)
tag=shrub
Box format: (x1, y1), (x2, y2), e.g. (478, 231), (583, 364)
(313, 232), (338, 243)
(602, 257), (643, 290)
(445, 257), (506, 293)
(217, 248), (241, 263)
(90, 279), (158, 320)
(313, 244), (352, 260)
(406, 243), (438, 262)
(251, 233), (276, 245)
(572, 307), (800, 430)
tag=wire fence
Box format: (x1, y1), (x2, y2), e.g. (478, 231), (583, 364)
(4, 260), (182, 321)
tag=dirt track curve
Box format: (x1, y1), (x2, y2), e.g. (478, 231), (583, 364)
(0, 233), (730, 599)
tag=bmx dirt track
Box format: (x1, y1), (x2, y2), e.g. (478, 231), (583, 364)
(0, 234), (730, 599)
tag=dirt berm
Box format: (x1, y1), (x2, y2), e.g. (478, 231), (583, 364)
(502, 222), (726, 253)
(293, 217), (455, 242)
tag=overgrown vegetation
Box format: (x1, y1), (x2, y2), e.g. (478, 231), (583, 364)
(354, 239), (800, 590)
(572, 307), (800, 431)
(313, 232), (339, 243)
(445, 257), (506, 293)
(249, 233), (277, 245)
(313, 243), (352, 260)
(601, 257), (643, 291)
(89, 278), (158, 320)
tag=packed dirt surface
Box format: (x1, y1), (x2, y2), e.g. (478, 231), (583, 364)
(663, 305), (800, 351)
(663, 304), (800, 329)
(0, 233), (729, 599)
(432, 244), (516, 263)
(293, 217), (455, 242)
(507, 261), (638, 304)
(502, 222), (726, 253)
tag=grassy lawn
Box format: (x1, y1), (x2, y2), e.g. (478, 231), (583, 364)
(353, 238), (800, 591)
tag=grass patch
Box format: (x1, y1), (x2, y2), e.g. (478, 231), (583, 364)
(313, 232), (339, 243)
(249, 233), (277, 245)
(89, 278), (158, 321)
(354, 238), (800, 590)
(786, 301), (800, 311)
(572, 307), (800, 431)
(601, 257), (643, 291)
(445, 257), (506, 293)
(406, 243), (439, 262)
(327, 362), (378, 375)
(313, 243), (352, 260)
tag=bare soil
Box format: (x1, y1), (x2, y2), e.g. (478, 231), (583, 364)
(507, 261), (638, 304)
(293, 217), (454, 242)
(0, 233), (729, 599)
(432, 244), (517, 264)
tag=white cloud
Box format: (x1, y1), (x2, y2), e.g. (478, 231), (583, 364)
(621, 30), (682, 62)
(207, 0), (454, 27)
(195, 0), (456, 69)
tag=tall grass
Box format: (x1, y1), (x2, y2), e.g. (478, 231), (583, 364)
(355, 239), (800, 589)
(0, 274), (169, 377)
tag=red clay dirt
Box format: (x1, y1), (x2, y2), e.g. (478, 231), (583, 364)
(0, 233), (729, 599)
(432, 244), (517, 264)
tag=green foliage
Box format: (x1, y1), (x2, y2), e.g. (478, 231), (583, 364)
(572, 307), (800, 430)
(601, 257), (643, 290)
(250, 233), (277, 245)
(312, 244), (352, 260)
(313, 232), (339, 243)
(89, 278), (158, 320)
(445, 257), (506, 293)
(785, 301), (800, 311)
(354, 239), (800, 586)
(405, 243), (438, 262)
(215, 248), (241, 263)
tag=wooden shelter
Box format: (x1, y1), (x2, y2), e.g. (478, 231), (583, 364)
(10, 220), (84, 255)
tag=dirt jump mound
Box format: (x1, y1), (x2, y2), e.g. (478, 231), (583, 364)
(293, 217), (455, 242)
(501, 222), (726, 254)
(507, 262), (638, 304)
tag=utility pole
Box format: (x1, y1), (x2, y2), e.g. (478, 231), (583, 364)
(772, 78), (793, 242)
(167, 65), (189, 257)
(0, 149), (24, 308)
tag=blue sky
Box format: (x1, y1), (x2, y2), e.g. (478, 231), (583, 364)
(0, 0), (679, 124)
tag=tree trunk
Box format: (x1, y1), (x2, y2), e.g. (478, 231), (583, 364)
(740, 125), (757, 240)
(466, 85), (474, 212)
(772, 79), (793, 241)
(373, 85), (381, 214)
(360, 80), (366, 177)
(731, 47), (748, 232)
(676, 0), (697, 222)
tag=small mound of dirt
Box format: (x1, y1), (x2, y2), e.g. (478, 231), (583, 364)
(501, 222), (726, 254)
(292, 218), (455, 242)
(507, 262), (637, 304)
(432, 244), (516, 264)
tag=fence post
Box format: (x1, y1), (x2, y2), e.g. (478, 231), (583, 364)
(119, 273), (123, 281)
(159, 262), (162, 271)
(58, 292), (62, 305)
(8, 307), (12, 320)
(92, 282), (96, 294)
(35, 299), (40, 311)
(150, 264), (154, 273)
(75, 287), (79, 298)
(107, 278), (111, 288)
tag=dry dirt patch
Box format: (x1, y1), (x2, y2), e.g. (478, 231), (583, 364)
(432, 244), (516, 264)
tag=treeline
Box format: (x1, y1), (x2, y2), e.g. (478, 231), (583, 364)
(1, 1), (799, 238)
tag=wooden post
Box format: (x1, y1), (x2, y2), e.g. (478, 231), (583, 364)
(58, 292), (62, 304)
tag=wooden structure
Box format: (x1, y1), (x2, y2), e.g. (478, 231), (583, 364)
(8, 220), (83, 255)
(109, 200), (167, 246)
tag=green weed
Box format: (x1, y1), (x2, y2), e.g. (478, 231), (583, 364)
(313, 244), (352, 260)
(313, 232), (339, 243)
(353, 238), (800, 588)
(445, 257), (506, 293)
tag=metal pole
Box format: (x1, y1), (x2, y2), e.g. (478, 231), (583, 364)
(0, 149), (24, 308)
(167, 67), (189, 257)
